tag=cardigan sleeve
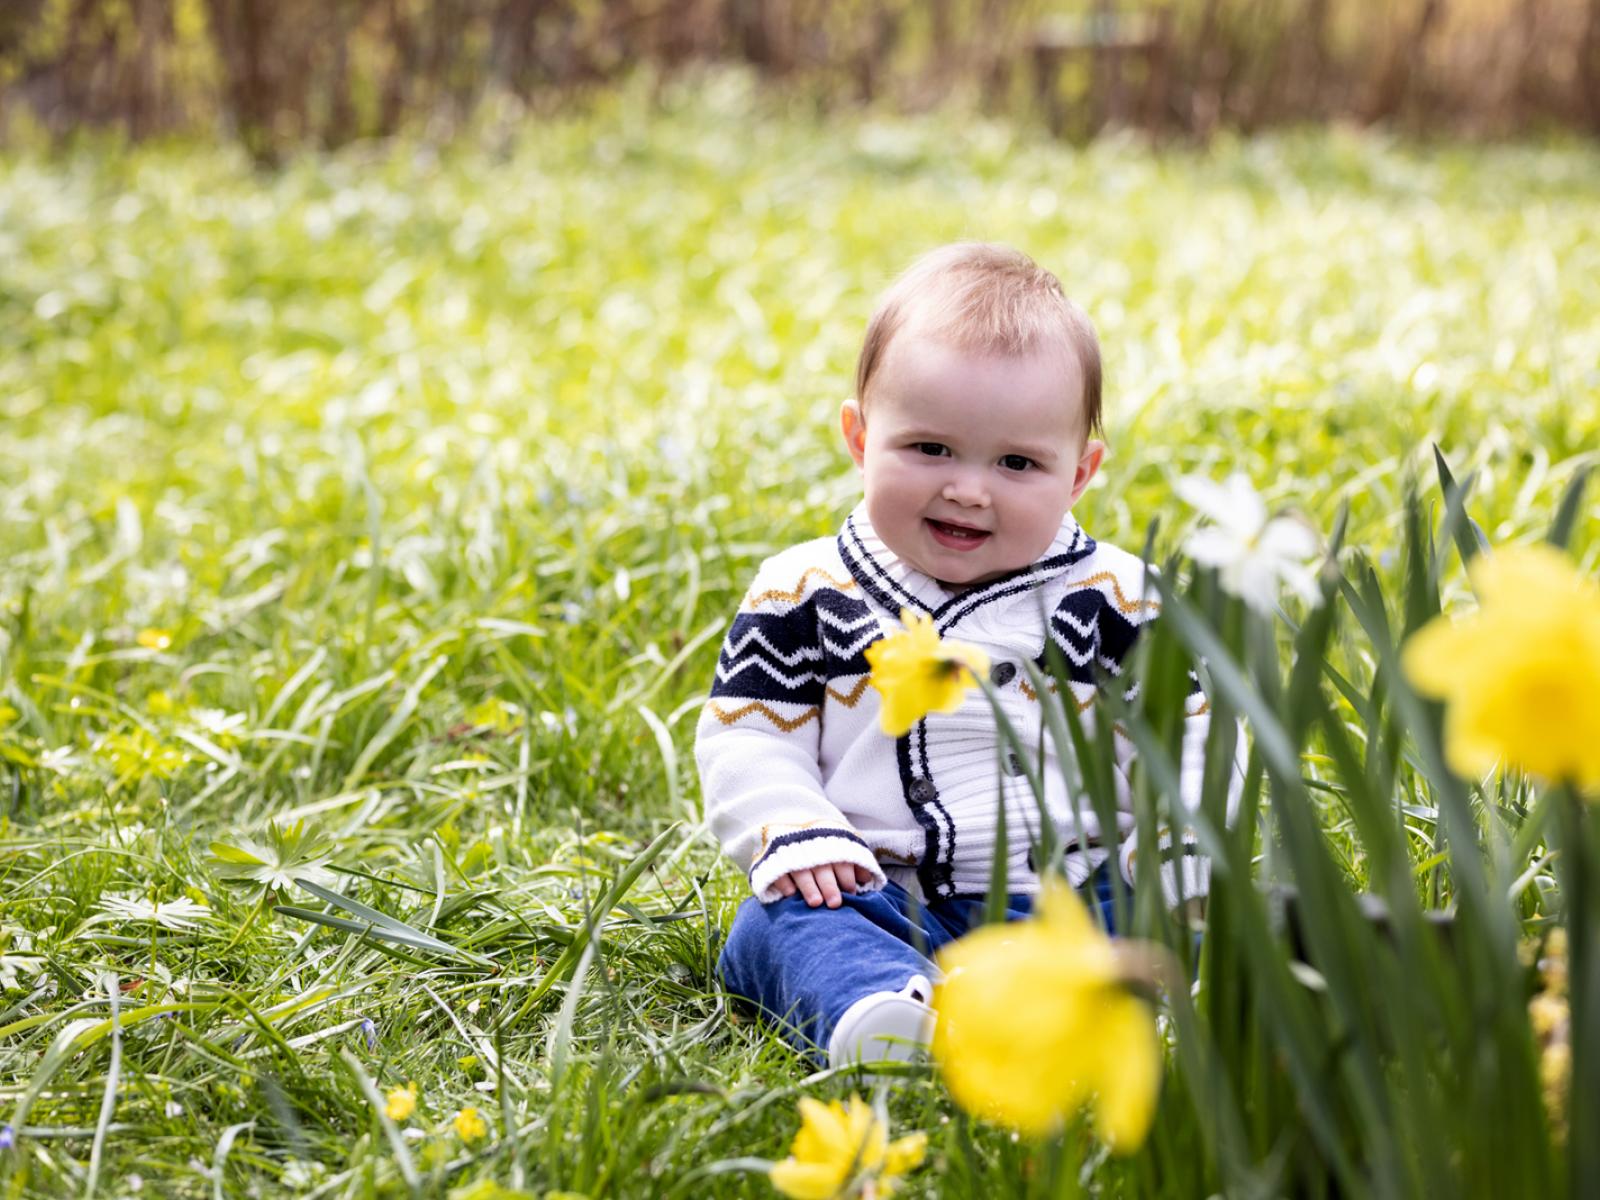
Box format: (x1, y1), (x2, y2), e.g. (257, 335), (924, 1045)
(695, 559), (888, 903)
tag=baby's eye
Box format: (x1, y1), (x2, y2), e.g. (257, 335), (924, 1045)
(999, 454), (1036, 471)
(913, 442), (951, 458)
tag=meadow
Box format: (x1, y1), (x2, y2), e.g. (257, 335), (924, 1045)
(2, 78), (1599, 1197)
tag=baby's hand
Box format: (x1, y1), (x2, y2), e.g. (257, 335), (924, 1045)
(774, 862), (876, 908)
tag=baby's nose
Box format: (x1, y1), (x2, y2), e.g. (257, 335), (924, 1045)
(942, 472), (990, 507)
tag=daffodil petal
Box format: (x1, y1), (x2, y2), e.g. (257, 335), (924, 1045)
(1182, 525), (1246, 570)
(884, 1132), (928, 1176)
(1257, 515), (1318, 561)
(866, 612), (985, 735)
(768, 1160), (846, 1200)
(791, 1097), (852, 1164)
(1090, 993), (1161, 1152)
(934, 920), (1107, 1134)
(1402, 619), (1477, 698)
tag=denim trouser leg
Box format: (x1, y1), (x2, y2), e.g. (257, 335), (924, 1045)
(1082, 861), (1120, 935)
(718, 880), (1035, 1062)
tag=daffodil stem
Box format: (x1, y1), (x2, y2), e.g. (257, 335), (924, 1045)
(1555, 786), (1600, 1192)
(972, 677), (1060, 877)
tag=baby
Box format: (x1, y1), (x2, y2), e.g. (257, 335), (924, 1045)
(696, 243), (1215, 1069)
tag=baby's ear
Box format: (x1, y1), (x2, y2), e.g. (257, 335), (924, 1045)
(1070, 438), (1106, 505)
(839, 398), (868, 468)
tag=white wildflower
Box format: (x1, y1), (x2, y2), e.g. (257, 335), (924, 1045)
(1176, 472), (1322, 614)
(281, 1159), (324, 1189)
(97, 895), (213, 931)
(210, 820), (337, 894)
(38, 745), (79, 775)
(0, 928), (43, 991)
(188, 709), (248, 742)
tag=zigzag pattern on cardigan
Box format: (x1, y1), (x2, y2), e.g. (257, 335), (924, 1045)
(709, 575), (876, 710)
(1038, 572), (1204, 703)
(698, 513), (1212, 902)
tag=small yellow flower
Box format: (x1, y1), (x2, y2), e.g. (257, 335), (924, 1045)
(1540, 1040), (1572, 1094)
(465, 698), (518, 733)
(145, 690), (176, 717)
(452, 1106), (489, 1143)
(384, 1082), (418, 1122)
(1541, 927), (1569, 992)
(136, 628), (173, 651)
(1403, 545), (1600, 791)
(768, 1094), (926, 1199)
(96, 728), (187, 780)
(932, 878), (1160, 1150)
(1529, 992), (1568, 1040)
(864, 609), (990, 737)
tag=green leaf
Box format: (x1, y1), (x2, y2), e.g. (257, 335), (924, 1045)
(1431, 444), (1489, 570)
(1546, 463), (1591, 549)
(208, 842), (267, 866)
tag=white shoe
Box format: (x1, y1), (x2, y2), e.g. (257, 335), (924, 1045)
(826, 974), (935, 1071)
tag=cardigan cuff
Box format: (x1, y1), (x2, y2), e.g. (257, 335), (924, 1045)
(1119, 830), (1210, 909)
(749, 827), (889, 903)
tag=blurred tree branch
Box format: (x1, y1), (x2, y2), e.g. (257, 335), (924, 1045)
(2, 0), (1595, 154)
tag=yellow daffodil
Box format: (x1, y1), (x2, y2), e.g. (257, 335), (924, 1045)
(1403, 545), (1600, 791)
(768, 1094), (926, 1199)
(452, 1106), (489, 1143)
(864, 609), (990, 736)
(932, 878), (1160, 1150)
(384, 1082), (418, 1122)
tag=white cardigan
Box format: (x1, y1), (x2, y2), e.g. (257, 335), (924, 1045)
(695, 503), (1221, 905)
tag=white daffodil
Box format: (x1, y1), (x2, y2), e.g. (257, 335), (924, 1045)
(96, 895), (213, 931)
(1175, 472), (1322, 615)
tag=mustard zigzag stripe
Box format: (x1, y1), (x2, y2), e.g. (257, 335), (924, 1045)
(707, 700), (820, 732)
(743, 567), (857, 610)
(826, 676), (871, 706)
(1020, 678), (1095, 711)
(1064, 571), (1161, 615)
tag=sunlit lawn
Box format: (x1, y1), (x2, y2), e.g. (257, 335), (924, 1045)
(2, 80), (1597, 1196)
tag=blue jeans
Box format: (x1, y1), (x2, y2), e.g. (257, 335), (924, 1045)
(719, 867), (1119, 1062)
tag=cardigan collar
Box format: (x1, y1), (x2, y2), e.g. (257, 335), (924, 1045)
(837, 501), (1097, 629)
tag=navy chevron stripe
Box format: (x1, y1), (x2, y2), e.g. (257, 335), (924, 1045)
(1097, 603), (1142, 673)
(711, 610), (827, 705)
(750, 827), (872, 875)
(1035, 589), (1103, 685)
(814, 588), (878, 676)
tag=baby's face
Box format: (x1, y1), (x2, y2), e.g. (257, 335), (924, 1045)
(842, 333), (1104, 588)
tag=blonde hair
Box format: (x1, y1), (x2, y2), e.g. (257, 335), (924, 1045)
(855, 243), (1102, 433)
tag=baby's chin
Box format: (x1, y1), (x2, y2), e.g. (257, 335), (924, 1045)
(900, 548), (1034, 590)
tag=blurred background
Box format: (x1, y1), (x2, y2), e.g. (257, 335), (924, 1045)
(4, 0), (1598, 160)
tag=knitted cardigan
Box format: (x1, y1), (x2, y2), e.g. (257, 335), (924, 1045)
(695, 503), (1221, 905)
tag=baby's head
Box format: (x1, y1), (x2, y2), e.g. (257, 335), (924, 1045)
(841, 243), (1106, 588)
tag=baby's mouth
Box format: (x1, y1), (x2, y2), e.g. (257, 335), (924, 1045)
(926, 518), (991, 550)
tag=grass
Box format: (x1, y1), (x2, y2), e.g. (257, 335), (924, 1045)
(1, 78), (1598, 1196)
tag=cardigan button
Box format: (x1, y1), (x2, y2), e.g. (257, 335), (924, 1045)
(990, 661), (1017, 687)
(908, 777), (938, 805)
